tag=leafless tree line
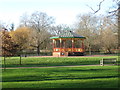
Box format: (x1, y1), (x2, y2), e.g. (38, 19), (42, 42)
(0, 0), (119, 55)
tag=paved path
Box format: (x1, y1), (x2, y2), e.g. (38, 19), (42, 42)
(0, 64), (115, 69)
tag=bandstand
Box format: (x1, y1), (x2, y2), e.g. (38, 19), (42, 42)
(50, 31), (86, 56)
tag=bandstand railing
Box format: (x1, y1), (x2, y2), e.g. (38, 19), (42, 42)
(53, 48), (84, 52)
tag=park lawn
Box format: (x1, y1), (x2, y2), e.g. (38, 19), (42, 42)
(1, 56), (119, 67)
(2, 66), (119, 89)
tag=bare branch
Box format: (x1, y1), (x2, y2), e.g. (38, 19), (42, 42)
(108, 9), (118, 13)
(87, 0), (105, 14)
(86, 5), (96, 13)
(95, 0), (105, 13)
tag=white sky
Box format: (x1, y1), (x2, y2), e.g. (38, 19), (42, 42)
(0, 0), (116, 28)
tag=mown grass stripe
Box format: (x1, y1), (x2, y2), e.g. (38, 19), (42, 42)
(2, 78), (118, 88)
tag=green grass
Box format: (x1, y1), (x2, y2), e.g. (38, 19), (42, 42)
(2, 66), (119, 88)
(1, 56), (118, 67)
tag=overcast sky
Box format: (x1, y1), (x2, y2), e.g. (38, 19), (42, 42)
(0, 0), (116, 28)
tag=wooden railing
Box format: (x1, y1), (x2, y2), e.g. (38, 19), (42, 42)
(53, 48), (84, 52)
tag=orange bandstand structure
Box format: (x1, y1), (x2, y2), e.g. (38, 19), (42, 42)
(50, 31), (86, 56)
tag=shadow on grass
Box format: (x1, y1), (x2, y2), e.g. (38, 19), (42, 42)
(3, 75), (118, 82)
(68, 69), (112, 72)
(3, 63), (98, 68)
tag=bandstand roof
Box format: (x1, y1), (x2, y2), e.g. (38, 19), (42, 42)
(50, 31), (86, 39)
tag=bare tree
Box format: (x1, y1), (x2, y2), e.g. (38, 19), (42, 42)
(28, 11), (54, 55)
(101, 29), (118, 53)
(19, 12), (30, 27)
(118, 2), (120, 49)
(50, 24), (71, 35)
(88, 0), (119, 15)
(86, 0), (119, 54)
(75, 13), (118, 54)
(0, 21), (15, 31)
(75, 14), (99, 55)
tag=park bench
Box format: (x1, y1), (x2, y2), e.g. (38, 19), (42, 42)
(100, 58), (117, 66)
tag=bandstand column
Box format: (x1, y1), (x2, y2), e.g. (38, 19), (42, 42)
(60, 38), (62, 52)
(72, 39), (74, 52)
(82, 40), (84, 50)
(52, 39), (56, 52)
(52, 39), (55, 48)
(54, 40), (56, 48)
(64, 40), (66, 48)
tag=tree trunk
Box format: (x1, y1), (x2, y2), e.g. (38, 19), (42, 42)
(20, 55), (22, 65)
(4, 56), (6, 70)
(88, 44), (92, 55)
(37, 45), (40, 56)
(107, 48), (112, 54)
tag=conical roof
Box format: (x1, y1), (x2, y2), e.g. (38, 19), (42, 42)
(50, 31), (86, 39)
